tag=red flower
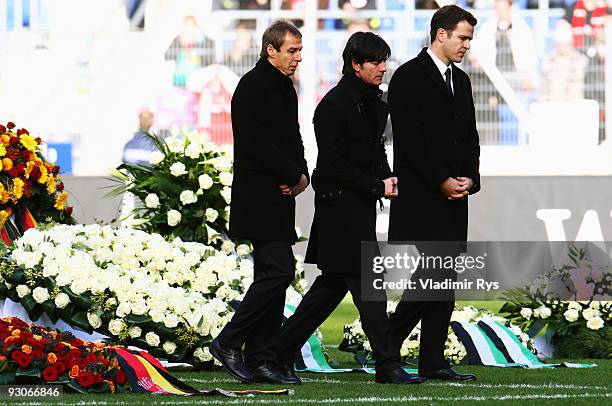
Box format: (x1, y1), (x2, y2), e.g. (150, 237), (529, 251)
(8, 163), (25, 178)
(65, 207), (74, 216)
(52, 165), (60, 174)
(30, 349), (44, 360)
(115, 370), (126, 384)
(8, 136), (19, 145)
(0, 125), (6, 135)
(35, 137), (42, 144)
(16, 128), (29, 136)
(57, 181), (64, 190)
(53, 343), (66, 353)
(6, 122), (15, 129)
(42, 366), (59, 382)
(6, 148), (19, 160)
(11, 351), (32, 368)
(77, 357), (89, 370)
(52, 361), (67, 375)
(77, 371), (96, 388)
(21, 150), (31, 160)
(68, 348), (81, 360)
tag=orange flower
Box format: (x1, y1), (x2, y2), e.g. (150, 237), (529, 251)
(47, 353), (57, 364)
(1, 134), (9, 145)
(21, 344), (32, 354)
(2, 157), (13, 171)
(0, 355), (7, 362)
(50, 331), (57, 340)
(69, 365), (79, 379)
(104, 380), (116, 394)
(11, 329), (20, 337)
(54, 191), (68, 210)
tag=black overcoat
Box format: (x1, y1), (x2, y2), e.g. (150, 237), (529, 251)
(229, 58), (309, 242)
(388, 48), (481, 242)
(305, 74), (392, 274)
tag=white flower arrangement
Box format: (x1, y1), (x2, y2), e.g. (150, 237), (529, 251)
(341, 305), (533, 365)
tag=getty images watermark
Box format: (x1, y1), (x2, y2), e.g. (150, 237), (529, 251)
(360, 241), (612, 302)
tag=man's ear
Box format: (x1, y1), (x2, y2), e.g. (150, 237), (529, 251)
(437, 28), (447, 42)
(351, 59), (361, 73)
(267, 44), (276, 59)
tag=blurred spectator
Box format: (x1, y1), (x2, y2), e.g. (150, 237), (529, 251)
(539, 20), (589, 101)
(123, 110), (157, 165)
(476, 0), (539, 143)
(223, 22), (259, 77)
(214, 0), (270, 9)
(565, 0), (607, 141)
(164, 15), (215, 87)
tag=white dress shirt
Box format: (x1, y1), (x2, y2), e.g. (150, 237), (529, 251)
(426, 47), (453, 94)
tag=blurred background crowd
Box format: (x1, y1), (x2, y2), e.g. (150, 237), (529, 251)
(0, 0), (610, 175)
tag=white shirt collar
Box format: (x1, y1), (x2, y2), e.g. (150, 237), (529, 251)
(426, 47), (453, 91)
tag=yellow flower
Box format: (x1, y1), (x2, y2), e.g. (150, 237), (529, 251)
(2, 158), (13, 171)
(1, 135), (9, 145)
(54, 191), (68, 210)
(0, 191), (10, 205)
(12, 178), (24, 201)
(0, 144), (6, 158)
(20, 133), (38, 152)
(37, 164), (48, 184)
(24, 161), (35, 179)
(0, 210), (9, 226)
(47, 175), (57, 194)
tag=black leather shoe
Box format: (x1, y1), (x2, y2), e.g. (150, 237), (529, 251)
(420, 368), (476, 381)
(209, 339), (254, 383)
(278, 364), (301, 384)
(376, 368), (426, 384)
(251, 363), (301, 384)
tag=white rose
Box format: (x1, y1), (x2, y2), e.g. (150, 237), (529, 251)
(145, 331), (161, 347)
(221, 240), (235, 254)
(568, 301), (582, 311)
(205, 208), (218, 223)
(32, 287), (50, 304)
(185, 142), (203, 159)
(165, 137), (184, 153)
(70, 279), (88, 295)
(16, 285), (31, 299)
(167, 210), (182, 227)
(236, 244), (251, 257)
(148, 151), (165, 165)
(131, 301), (148, 316)
(520, 308), (532, 320)
(163, 313), (180, 328)
(108, 319), (126, 336)
(198, 174), (214, 190)
(219, 172), (233, 186)
(179, 190), (198, 205)
(54, 292), (71, 309)
(116, 302), (131, 318)
(586, 316), (604, 330)
(564, 309), (579, 322)
(194, 347), (213, 362)
(163, 341), (177, 355)
(589, 301), (600, 309)
(149, 309), (165, 323)
(212, 156), (232, 171)
(220, 187), (232, 204)
(537, 305), (551, 319)
(145, 193), (160, 209)
(169, 162), (187, 177)
(106, 298), (118, 307)
(128, 326), (142, 338)
(582, 308), (600, 321)
(87, 312), (103, 329)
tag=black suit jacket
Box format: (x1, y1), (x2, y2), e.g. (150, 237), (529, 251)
(388, 48), (480, 242)
(305, 74), (392, 274)
(229, 58), (309, 242)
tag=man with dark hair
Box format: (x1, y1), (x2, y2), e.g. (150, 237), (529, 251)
(276, 32), (424, 385)
(387, 5), (480, 381)
(210, 20), (309, 385)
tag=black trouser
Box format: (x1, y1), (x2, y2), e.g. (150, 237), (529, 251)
(216, 240), (295, 368)
(388, 242), (459, 373)
(277, 272), (401, 375)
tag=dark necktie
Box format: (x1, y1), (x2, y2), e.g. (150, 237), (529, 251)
(444, 67), (453, 95)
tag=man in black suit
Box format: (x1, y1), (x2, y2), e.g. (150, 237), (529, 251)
(276, 32), (424, 385)
(210, 21), (309, 385)
(387, 5), (481, 381)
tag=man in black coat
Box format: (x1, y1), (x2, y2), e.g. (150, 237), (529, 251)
(387, 5), (480, 381)
(210, 21), (309, 385)
(276, 32), (424, 385)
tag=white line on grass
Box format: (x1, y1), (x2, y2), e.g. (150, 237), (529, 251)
(15, 392), (612, 405)
(186, 377), (612, 391)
